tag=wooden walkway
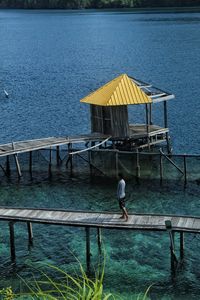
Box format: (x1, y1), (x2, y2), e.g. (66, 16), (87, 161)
(0, 134), (109, 157)
(1, 207), (199, 273)
(0, 207), (200, 233)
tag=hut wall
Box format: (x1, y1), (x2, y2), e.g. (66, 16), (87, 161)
(90, 105), (129, 138)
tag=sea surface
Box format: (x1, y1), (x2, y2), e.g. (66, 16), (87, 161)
(0, 9), (200, 300)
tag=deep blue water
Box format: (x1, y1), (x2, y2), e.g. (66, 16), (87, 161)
(0, 9), (200, 300)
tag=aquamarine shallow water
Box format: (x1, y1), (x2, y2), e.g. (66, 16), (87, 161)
(0, 9), (200, 300)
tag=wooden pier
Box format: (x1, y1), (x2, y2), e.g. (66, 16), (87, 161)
(1, 207), (200, 274)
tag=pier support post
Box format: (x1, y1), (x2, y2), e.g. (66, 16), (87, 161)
(183, 155), (187, 186)
(115, 151), (119, 179)
(163, 101), (171, 154)
(97, 227), (102, 254)
(159, 153), (163, 183)
(88, 150), (93, 177)
(180, 232), (184, 260)
(29, 151), (32, 174)
(136, 149), (140, 182)
(48, 147), (52, 176)
(66, 144), (73, 175)
(12, 142), (22, 178)
(165, 220), (178, 275)
(27, 222), (33, 245)
(85, 227), (91, 273)
(6, 156), (11, 176)
(56, 146), (60, 166)
(9, 221), (16, 262)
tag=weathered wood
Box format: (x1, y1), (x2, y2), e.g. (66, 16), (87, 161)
(97, 227), (102, 254)
(56, 146), (60, 166)
(160, 153), (163, 182)
(9, 221), (16, 261)
(29, 151), (32, 174)
(1, 208), (200, 233)
(48, 147), (52, 175)
(12, 142), (22, 177)
(184, 155), (187, 185)
(6, 156), (11, 176)
(115, 151), (119, 179)
(27, 222), (33, 245)
(180, 232), (184, 260)
(85, 227), (91, 273)
(136, 149), (140, 181)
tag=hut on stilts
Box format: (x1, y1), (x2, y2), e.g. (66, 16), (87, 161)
(80, 74), (175, 153)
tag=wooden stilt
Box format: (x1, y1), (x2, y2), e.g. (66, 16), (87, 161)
(180, 232), (184, 260)
(56, 146), (60, 166)
(6, 156), (11, 176)
(14, 154), (22, 177)
(9, 221), (16, 261)
(97, 227), (102, 254)
(85, 227), (91, 273)
(183, 155), (187, 186)
(12, 142), (22, 177)
(136, 149), (140, 182)
(163, 101), (171, 154)
(48, 147), (52, 176)
(145, 104), (150, 149)
(27, 222), (33, 245)
(160, 153), (163, 183)
(29, 151), (32, 174)
(115, 151), (119, 178)
(165, 220), (178, 274)
(88, 150), (93, 177)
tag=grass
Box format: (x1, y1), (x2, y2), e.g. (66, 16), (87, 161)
(0, 259), (151, 300)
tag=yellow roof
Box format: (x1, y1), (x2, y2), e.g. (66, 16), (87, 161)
(80, 74), (152, 106)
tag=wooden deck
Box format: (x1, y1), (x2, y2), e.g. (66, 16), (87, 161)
(0, 207), (200, 233)
(129, 124), (169, 139)
(0, 134), (109, 157)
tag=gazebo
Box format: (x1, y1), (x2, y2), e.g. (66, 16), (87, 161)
(80, 74), (174, 152)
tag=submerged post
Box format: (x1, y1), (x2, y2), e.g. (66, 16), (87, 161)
(165, 220), (178, 275)
(29, 151), (32, 174)
(136, 149), (140, 182)
(160, 153), (163, 183)
(183, 155), (187, 186)
(85, 227), (91, 273)
(163, 101), (171, 154)
(48, 147), (52, 176)
(56, 146), (60, 166)
(115, 151), (119, 179)
(6, 156), (11, 176)
(27, 222), (33, 245)
(12, 142), (22, 178)
(180, 232), (184, 260)
(97, 227), (102, 254)
(9, 221), (16, 261)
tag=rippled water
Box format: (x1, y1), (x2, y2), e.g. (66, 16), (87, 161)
(0, 9), (200, 300)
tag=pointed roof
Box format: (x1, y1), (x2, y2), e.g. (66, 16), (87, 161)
(80, 74), (152, 106)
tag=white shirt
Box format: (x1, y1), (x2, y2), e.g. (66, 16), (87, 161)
(117, 179), (126, 199)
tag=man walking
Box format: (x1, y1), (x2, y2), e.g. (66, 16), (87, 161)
(117, 173), (128, 221)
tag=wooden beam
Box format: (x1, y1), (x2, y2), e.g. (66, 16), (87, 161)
(97, 227), (102, 254)
(12, 142), (22, 177)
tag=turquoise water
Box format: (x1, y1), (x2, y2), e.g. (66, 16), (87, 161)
(0, 9), (200, 299)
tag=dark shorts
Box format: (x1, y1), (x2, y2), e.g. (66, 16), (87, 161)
(119, 197), (126, 209)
